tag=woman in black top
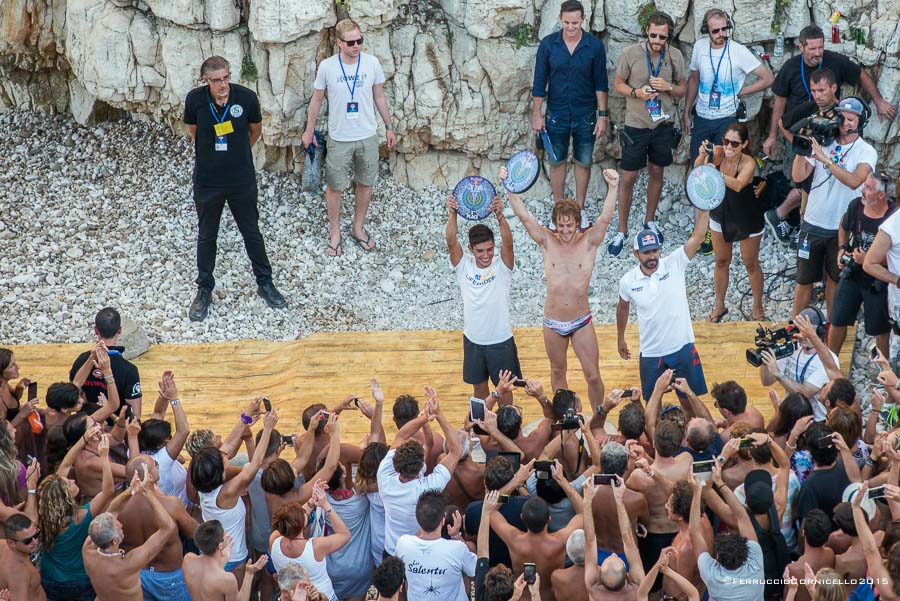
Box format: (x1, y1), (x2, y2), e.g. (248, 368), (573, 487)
(695, 123), (765, 322)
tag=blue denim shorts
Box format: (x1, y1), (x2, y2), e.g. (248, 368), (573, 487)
(545, 112), (596, 166)
(689, 114), (736, 161)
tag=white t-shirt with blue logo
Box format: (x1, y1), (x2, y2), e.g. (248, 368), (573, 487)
(453, 253), (513, 345)
(314, 52), (386, 142)
(689, 38), (761, 120)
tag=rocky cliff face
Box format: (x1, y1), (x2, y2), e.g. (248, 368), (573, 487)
(1, 0), (898, 196)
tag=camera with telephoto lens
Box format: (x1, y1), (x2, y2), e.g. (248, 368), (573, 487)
(552, 408), (584, 431)
(746, 322), (798, 367)
(789, 107), (843, 157)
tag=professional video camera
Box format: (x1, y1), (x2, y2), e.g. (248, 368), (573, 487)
(789, 107), (843, 157)
(746, 322), (798, 367)
(551, 408), (584, 431)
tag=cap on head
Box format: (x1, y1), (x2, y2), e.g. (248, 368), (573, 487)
(633, 229), (661, 252)
(744, 469), (774, 514)
(836, 97), (865, 117)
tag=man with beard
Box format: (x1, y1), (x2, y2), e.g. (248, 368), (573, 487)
(617, 210), (710, 401)
(607, 12), (685, 256)
(503, 165), (619, 417)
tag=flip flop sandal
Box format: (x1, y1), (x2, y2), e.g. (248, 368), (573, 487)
(707, 308), (729, 323)
(350, 232), (376, 252)
(325, 239), (342, 257)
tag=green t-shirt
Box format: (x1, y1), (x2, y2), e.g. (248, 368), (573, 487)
(41, 504), (93, 583)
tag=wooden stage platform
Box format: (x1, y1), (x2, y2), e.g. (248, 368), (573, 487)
(7, 322), (853, 442)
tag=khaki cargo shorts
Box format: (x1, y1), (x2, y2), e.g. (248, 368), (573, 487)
(325, 134), (379, 190)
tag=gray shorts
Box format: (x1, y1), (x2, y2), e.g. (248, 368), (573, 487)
(325, 134), (379, 190)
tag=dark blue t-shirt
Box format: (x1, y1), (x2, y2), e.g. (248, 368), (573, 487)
(678, 432), (724, 461)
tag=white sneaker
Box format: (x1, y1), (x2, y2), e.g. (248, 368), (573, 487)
(580, 212), (592, 231)
(645, 220), (665, 244)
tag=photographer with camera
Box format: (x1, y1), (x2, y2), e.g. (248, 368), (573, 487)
(757, 309), (840, 421)
(789, 97), (878, 318)
(828, 173), (895, 359)
(763, 68), (839, 245)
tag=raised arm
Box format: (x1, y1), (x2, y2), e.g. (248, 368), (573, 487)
(446, 195), (464, 266)
(582, 482), (601, 591)
(612, 477), (645, 583)
(495, 197), (514, 270)
(500, 166), (549, 247)
(89, 435), (116, 516)
(71, 345), (97, 389)
(550, 462), (585, 517)
(310, 482), (351, 560)
(291, 417), (320, 476)
(163, 373), (190, 459)
(297, 416), (341, 502)
(124, 483), (176, 571)
(89, 345), (122, 423)
(391, 412), (430, 449)
(367, 378), (387, 444)
(687, 473), (710, 556)
(586, 170), (619, 247)
(221, 398), (262, 458)
(431, 389), (463, 474)
(683, 211), (711, 260)
(478, 491), (500, 559)
(57, 425), (95, 478)
(712, 461), (756, 542)
(220, 408), (278, 506)
(672, 377), (714, 422)
(645, 369), (673, 441)
(851, 481), (894, 588)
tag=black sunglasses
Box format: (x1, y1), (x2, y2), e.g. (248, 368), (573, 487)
(648, 33), (668, 40)
(342, 37), (364, 46)
(16, 530), (40, 545)
(709, 26), (729, 34)
(722, 139), (743, 148)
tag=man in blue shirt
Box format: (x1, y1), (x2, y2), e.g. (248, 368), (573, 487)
(531, 0), (608, 231)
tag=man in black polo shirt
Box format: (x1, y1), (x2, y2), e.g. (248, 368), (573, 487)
(69, 307), (142, 416)
(762, 25), (896, 243)
(183, 55), (285, 321)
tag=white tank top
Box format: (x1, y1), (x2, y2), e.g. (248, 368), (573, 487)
(148, 447), (188, 508)
(270, 536), (337, 601)
(199, 485), (248, 563)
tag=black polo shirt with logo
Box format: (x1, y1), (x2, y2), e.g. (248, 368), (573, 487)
(183, 83), (262, 188)
(69, 347), (142, 405)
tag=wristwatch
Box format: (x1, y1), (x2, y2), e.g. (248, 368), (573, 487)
(170, 399), (181, 406)
(595, 406), (607, 417)
(597, 109), (609, 118)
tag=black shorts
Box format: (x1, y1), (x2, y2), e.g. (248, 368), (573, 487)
(462, 336), (521, 385)
(638, 531), (676, 592)
(620, 123), (675, 172)
(830, 275), (891, 335)
(796, 233), (840, 285)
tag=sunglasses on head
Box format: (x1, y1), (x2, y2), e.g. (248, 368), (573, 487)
(342, 37), (364, 46)
(722, 139), (743, 148)
(709, 26), (729, 34)
(16, 530), (40, 545)
(648, 33), (668, 40)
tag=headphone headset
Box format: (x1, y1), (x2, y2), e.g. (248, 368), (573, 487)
(700, 9), (733, 35)
(800, 305), (828, 339)
(835, 95), (870, 134)
(644, 11), (675, 41)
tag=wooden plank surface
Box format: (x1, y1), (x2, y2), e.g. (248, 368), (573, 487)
(5, 323), (854, 441)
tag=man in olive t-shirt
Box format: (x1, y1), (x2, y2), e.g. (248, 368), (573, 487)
(608, 13), (685, 257)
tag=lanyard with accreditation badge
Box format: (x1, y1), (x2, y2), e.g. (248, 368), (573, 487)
(339, 56), (362, 120)
(210, 101), (234, 152)
(708, 40), (728, 110)
(644, 43), (667, 121)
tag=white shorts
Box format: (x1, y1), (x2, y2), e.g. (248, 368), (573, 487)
(709, 217), (763, 237)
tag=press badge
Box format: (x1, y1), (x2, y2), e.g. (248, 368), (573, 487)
(214, 120), (234, 137)
(346, 102), (359, 120)
(798, 235), (811, 260)
(709, 88), (721, 110)
(646, 97), (663, 121)
(215, 136), (227, 152)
